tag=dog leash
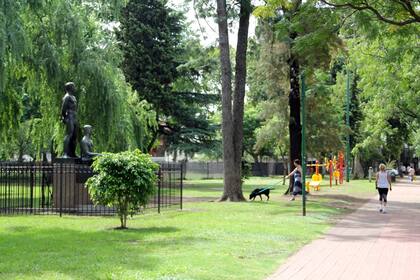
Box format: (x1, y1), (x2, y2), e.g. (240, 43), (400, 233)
(256, 180), (283, 193)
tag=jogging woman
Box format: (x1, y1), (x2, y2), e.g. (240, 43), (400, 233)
(376, 163), (392, 213)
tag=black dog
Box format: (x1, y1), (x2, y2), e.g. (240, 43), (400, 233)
(249, 188), (273, 201)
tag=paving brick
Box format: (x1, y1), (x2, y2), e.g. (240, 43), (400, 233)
(266, 177), (420, 280)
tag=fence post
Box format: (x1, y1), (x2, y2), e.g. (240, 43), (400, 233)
(30, 163), (34, 214)
(180, 163), (183, 210)
(59, 163), (63, 217)
(158, 166), (161, 214)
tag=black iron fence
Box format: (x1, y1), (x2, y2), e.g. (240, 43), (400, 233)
(0, 161), (182, 216)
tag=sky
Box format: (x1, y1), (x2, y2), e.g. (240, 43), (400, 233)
(169, 0), (258, 47)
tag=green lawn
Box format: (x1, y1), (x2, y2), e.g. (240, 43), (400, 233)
(183, 176), (376, 199)
(0, 178), (375, 280)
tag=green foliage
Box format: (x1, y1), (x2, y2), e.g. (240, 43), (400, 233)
(320, 0), (419, 27)
(384, 159), (396, 169)
(118, 0), (183, 115)
(341, 23), (420, 163)
(118, 0), (219, 153)
(254, 0), (343, 71)
(305, 70), (346, 155)
(290, 3), (342, 70)
(248, 17), (344, 159)
(247, 33), (290, 159)
(0, 0), (27, 140)
(0, 0), (156, 159)
(86, 150), (159, 228)
(242, 105), (275, 160)
(412, 131), (420, 156)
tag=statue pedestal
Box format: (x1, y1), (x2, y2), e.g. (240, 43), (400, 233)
(53, 158), (93, 213)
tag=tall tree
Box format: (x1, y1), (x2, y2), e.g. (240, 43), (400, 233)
(254, 0), (342, 191)
(215, 0), (252, 201)
(249, 29), (345, 161)
(118, 0), (218, 154)
(118, 0), (183, 151)
(0, 0), (26, 141)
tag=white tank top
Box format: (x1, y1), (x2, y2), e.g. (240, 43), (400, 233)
(377, 171), (389, 188)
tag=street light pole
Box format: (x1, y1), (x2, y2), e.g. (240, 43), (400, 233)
(301, 72), (306, 216)
(346, 70), (351, 183)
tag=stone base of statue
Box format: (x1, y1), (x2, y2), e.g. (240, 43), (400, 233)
(52, 158), (93, 212)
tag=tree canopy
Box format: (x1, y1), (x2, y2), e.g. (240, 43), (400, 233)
(1, 0), (418, 179)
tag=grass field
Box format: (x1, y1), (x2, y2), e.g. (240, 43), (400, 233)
(183, 176), (375, 199)
(0, 178), (375, 280)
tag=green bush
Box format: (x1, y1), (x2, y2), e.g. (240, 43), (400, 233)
(86, 150), (159, 229)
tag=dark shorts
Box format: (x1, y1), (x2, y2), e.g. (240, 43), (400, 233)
(378, 188), (388, 202)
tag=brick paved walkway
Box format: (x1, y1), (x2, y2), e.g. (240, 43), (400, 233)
(267, 178), (420, 280)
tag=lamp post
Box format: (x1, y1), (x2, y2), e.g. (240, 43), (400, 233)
(346, 70), (351, 183)
(301, 72), (307, 216)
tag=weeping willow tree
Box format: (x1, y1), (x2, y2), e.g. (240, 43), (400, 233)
(0, 0), (155, 159)
(0, 0), (27, 141)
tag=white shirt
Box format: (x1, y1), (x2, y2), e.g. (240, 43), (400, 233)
(377, 171), (389, 188)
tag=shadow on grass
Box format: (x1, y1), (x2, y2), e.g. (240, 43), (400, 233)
(104, 226), (179, 233)
(183, 184), (288, 200)
(0, 225), (207, 279)
(311, 194), (371, 205)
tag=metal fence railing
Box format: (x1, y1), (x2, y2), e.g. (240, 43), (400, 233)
(0, 161), (182, 216)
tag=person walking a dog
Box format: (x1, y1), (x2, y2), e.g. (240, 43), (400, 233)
(376, 163), (392, 213)
(286, 159), (303, 201)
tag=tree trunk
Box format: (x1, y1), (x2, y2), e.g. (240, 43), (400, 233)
(216, 0), (250, 201)
(120, 215), (124, 228)
(287, 51), (302, 193)
(118, 201), (128, 229)
(281, 153), (287, 185)
(216, 0), (236, 201)
(353, 154), (365, 179)
(232, 0), (251, 189)
(147, 127), (159, 154)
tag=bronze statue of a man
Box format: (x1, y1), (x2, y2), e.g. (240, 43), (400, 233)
(61, 82), (79, 158)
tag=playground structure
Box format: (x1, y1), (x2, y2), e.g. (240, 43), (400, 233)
(305, 152), (345, 192)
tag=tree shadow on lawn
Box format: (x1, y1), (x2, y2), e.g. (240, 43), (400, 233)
(0, 225), (208, 279)
(243, 193), (368, 217)
(309, 194), (371, 211)
(104, 226), (179, 233)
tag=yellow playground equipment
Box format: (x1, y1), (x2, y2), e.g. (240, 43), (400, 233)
(305, 160), (323, 192)
(305, 153), (346, 192)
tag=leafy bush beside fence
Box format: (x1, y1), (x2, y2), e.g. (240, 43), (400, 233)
(87, 150), (159, 229)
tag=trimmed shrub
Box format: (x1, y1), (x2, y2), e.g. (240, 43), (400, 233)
(86, 150), (159, 228)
